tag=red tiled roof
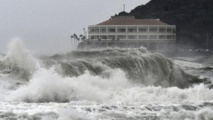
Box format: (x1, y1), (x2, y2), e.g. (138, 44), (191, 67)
(97, 16), (168, 25)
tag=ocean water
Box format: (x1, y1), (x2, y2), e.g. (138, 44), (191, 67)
(0, 39), (213, 120)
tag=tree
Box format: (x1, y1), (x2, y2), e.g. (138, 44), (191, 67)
(79, 34), (86, 41)
(73, 34), (80, 41)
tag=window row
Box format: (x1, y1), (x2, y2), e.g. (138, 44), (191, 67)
(90, 35), (175, 40)
(89, 27), (175, 33)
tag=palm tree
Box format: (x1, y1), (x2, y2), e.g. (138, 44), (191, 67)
(80, 34), (86, 41)
(70, 35), (75, 51)
(73, 34), (80, 41)
(71, 34), (80, 50)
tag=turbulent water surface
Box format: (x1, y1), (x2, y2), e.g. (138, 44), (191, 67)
(0, 40), (213, 120)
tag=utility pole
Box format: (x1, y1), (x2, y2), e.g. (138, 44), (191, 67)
(123, 4), (125, 12)
(83, 28), (86, 38)
(70, 35), (74, 51)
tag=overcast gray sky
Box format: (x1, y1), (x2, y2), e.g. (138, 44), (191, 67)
(0, 0), (150, 54)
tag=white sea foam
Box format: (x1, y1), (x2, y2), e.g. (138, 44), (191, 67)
(196, 108), (213, 120)
(1, 39), (213, 119)
(159, 108), (213, 120)
(56, 109), (92, 120)
(0, 77), (10, 101)
(1, 38), (38, 77)
(7, 67), (131, 103)
(3, 43), (212, 104)
(6, 63), (213, 104)
(1, 103), (213, 120)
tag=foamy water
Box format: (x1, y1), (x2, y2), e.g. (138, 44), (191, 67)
(0, 39), (213, 120)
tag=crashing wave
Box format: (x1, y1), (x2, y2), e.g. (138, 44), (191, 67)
(47, 49), (202, 88)
(0, 38), (38, 79)
(0, 41), (205, 88)
(0, 39), (210, 103)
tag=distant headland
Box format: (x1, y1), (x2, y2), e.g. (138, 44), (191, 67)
(117, 0), (213, 50)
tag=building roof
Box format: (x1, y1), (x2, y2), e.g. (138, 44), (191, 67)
(97, 16), (168, 25)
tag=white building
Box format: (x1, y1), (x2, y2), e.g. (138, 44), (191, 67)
(87, 16), (176, 50)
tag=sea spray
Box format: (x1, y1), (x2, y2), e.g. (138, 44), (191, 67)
(0, 39), (209, 104)
(196, 108), (213, 120)
(0, 40), (203, 88)
(7, 67), (131, 103)
(1, 40), (213, 119)
(0, 38), (38, 79)
(7, 65), (213, 104)
(0, 77), (11, 101)
(49, 51), (200, 88)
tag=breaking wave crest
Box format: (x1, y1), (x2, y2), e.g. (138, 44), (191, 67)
(0, 38), (38, 79)
(0, 39), (209, 103)
(48, 50), (201, 88)
(1, 40), (213, 120)
(7, 67), (130, 103)
(7, 66), (213, 103)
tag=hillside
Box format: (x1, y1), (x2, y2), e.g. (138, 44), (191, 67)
(118, 0), (213, 49)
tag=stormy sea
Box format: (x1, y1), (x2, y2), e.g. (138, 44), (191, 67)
(0, 39), (213, 120)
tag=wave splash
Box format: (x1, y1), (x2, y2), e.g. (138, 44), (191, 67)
(52, 50), (201, 88)
(0, 39), (210, 103)
(7, 65), (213, 103)
(7, 67), (130, 103)
(1, 39), (213, 119)
(0, 38), (38, 79)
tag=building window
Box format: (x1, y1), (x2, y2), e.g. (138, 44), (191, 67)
(138, 27), (148, 32)
(159, 35), (167, 39)
(90, 27), (99, 33)
(90, 35), (99, 39)
(94, 28), (99, 33)
(149, 35), (158, 39)
(138, 35), (148, 39)
(117, 35), (126, 40)
(159, 27), (166, 33)
(127, 27), (137, 32)
(100, 35), (107, 39)
(167, 35), (173, 39)
(100, 28), (106, 33)
(94, 36), (99, 39)
(108, 35), (116, 40)
(117, 27), (126, 33)
(149, 27), (158, 32)
(128, 35), (137, 40)
(89, 28), (94, 33)
(108, 27), (116, 33)
(167, 28), (173, 33)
